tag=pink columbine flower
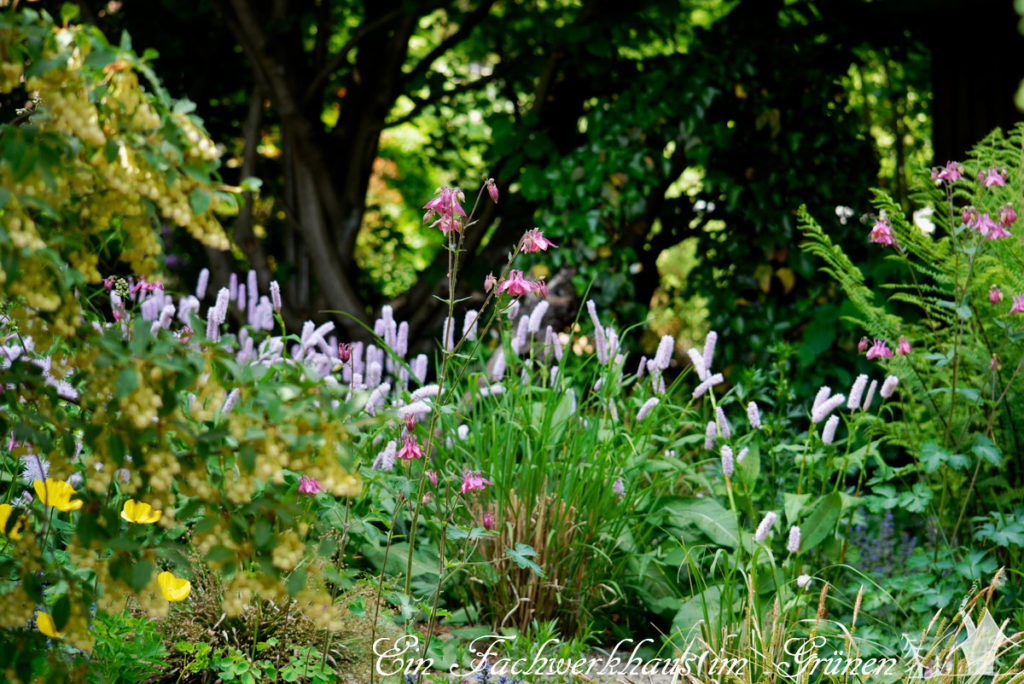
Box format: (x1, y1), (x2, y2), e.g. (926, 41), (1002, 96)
(990, 286), (1002, 304)
(962, 206), (980, 228)
(298, 475), (322, 495)
(427, 470), (438, 487)
(984, 214), (1011, 240)
(999, 204), (1017, 228)
(484, 274), (497, 292)
(397, 435), (424, 461)
(979, 167), (1007, 187)
(460, 470), (492, 494)
(130, 277), (163, 296)
(520, 228), (557, 253)
(338, 343), (352, 363)
(486, 179), (499, 204)
(423, 186), (467, 234)
(977, 213), (1010, 240)
(497, 270), (535, 297)
(857, 337), (869, 353)
(866, 339), (893, 360)
(933, 161), (964, 183)
(897, 337), (912, 355)
(534, 278), (549, 299)
(869, 219), (895, 246)
(1011, 294), (1024, 314)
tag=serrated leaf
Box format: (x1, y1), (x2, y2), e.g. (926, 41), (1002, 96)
(506, 543), (545, 577)
(973, 434), (1001, 467)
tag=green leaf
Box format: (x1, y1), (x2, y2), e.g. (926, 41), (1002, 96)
(669, 585), (721, 649)
(240, 177), (262, 193)
(253, 519), (273, 549)
(919, 441), (950, 474)
(506, 543), (545, 577)
(973, 434), (1001, 467)
(189, 187), (211, 216)
(799, 492), (842, 552)
(130, 559), (154, 592)
(286, 569), (307, 596)
(665, 497), (739, 548)
(60, 3), (80, 24)
(115, 368), (138, 399)
(784, 492), (810, 525)
(0, 186), (11, 211)
(51, 595), (71, 632)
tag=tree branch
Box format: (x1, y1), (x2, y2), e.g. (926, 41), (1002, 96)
(302, 8), (405, 106)
(401, 0), (497, 88)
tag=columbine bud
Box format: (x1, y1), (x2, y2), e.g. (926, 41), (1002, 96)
(338, 343), (352, 363)
(487, 178), (499, 204)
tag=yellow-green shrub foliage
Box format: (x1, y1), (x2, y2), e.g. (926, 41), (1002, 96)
(0, 8), (360, 679)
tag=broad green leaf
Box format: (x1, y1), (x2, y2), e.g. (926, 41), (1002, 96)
(666, 497), (739, 548)
(784, 492), (810, 525)
(799, 492), (842, 552)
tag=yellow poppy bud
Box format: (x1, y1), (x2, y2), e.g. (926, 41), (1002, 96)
(36, 612), (65, 638)
(120, 499), (162, 524)
(32, 479), (83, 512)
(158, 571), (191, 602)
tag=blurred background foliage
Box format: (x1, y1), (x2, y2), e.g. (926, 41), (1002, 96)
(36, 0), (1024, 392)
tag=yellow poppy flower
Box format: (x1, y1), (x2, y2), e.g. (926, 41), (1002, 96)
(120, 499), (162, 524)
(157, 571), (191, 602)
(0, 503), (26, 540)
(36, 611), (65, 638)
(32, 479), (83, 512)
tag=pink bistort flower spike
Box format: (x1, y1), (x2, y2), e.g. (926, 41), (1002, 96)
(1011, 294), (1024, 314)
(298, 475), (322, 495)
(979, 167), (1008, 187)
(897, 337), (912, 356)
(721, 446), (734, 479)
(787, 525), (801, 553)
(869, 219), (895, 246)
(754, 512), (777, 543)
(747, 401), (762, 429)
(990, 286), (1002, 304)
(520, 228), (557, 253)
(460, 470), (492, 494)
